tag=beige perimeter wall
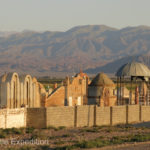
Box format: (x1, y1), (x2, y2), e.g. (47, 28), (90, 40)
(0, 108), (26, 128)
(46, 106), (74, 127)
(26, 105), (150, 128)
(96, 106), (110, 126)
(26, 108), (46, 128)
(1, 105), (150, 128)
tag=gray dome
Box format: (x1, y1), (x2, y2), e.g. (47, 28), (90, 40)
(116, 62), (150, 77)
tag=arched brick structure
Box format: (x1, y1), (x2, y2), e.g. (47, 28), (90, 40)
(0, 72), (47, 108)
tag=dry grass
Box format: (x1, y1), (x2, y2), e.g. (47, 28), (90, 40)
(0, 124), (150, 150)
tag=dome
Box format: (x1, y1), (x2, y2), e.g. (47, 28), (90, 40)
(116, 62), (150, 77)
(90, 72), (115, 86)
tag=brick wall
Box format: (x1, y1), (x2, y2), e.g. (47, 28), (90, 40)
(127, 105), (140, 123)
(6, 109), (26, 128)
(25, 105), (150, 128)
(141, 106), (150, 122)
(76, 105), (94, 127)
(2, 105), (150, 129)
(111, 106), (126, 125)
(46, 106), (74, 127)
(0, 109), (6, 128)
(96, 106), (110, 126)
(45, 87), (65, 107)
(0, 108), (26, 128)
(26, 108), (46, 128)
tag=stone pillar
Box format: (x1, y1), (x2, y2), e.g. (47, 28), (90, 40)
(29, 80), (33, 107)
(143, 85), (146, 105)
(129, 78), (133, 105)
(65, 76), (70, 106)
(20, 83), (24, 106)
(6, 83), (10, 108)
(135, 86), (139, 104)
(32, 83), (36, 107)
(17, 80), (20, 108)
(23, 82), (27, 107)
(1, 83), (7, 108)
(36, 83), (40, 107)
(10, 81), (14, 108)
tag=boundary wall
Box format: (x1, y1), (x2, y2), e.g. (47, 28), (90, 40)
(26, 105), (149, 128)
(0, 108), (26, 128)
(1, 105), (150, 128)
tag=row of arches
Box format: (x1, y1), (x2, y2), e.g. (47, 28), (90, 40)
(0, 72), (43, 108)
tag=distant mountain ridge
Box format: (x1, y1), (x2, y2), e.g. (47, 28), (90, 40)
(85, 55), (150, 75)
(0, 25), (150, 76)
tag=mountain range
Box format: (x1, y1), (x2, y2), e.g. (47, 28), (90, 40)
(85, 55), (150, 75)
(0, 25), (150, 77)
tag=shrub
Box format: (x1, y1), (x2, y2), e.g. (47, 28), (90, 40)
(62, 134), (71, 138)
(0, 127), (24, 137)
(0, 129), (8, 138)
(20, 146), (33, 150)
(47, 126), (58, 131)
(11, 128), (23, 134)
(80, 127), (99, 133)
(58, 126), (66, 130)
(54, 140), (65, 145)
(110, 136), (124, 144)
(26, 127), (35, 134)
(75, 139), (110, 148)
(38, 145), (50, 150)
(0, 132), (6, 138)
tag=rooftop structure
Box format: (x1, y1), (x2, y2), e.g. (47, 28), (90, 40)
(116, 62), (150, 77)
(116, 62), (150, 106)
(88, 72), (116, 106)
(90, 72), (115, 87)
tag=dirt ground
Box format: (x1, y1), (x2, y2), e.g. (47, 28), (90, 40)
(1, 123), (150, 149)
(96, 141), (150, 150)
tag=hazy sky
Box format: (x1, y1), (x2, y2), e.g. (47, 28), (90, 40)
(0, 0), (150, 31)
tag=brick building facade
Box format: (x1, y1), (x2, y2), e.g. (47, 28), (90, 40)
(45, 71), (89, 107)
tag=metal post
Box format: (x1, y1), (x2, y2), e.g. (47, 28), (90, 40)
(120, 77), (122, 105)
(129, 77), (133, 105)
(131, 78), (133, 105)
(117, 77), (119, 105)
(122, 76), (124, 105)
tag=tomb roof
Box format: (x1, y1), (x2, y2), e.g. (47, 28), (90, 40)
(90, 72), (115, 86)
(116, 62), (150, 77)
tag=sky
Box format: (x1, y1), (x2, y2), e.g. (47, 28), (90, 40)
(0, 0), (150, 32)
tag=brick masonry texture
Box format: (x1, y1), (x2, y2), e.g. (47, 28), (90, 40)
(76, 105), (94, 127)
(96, 106), (110, 126)
(111, 106), (126, 125)
(46, 106), (74, 127)
(141, 106), (150, 122)
(1, 105), (150, 128)
(0, 108), (26, 128)
(26, 108), (46, 128)
(127, 105), (140, 123)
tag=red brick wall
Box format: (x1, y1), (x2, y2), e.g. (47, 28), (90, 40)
(45, 87), (65, 107)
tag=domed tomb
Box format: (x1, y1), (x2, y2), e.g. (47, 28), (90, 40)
(88, 73), (116, 106)
(116, 62), (150, 105)
(116, 62), (150, 77)
(90, 73), (115, 87)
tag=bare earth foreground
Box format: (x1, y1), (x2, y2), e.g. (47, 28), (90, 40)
(1, 123), (150, 150)
(99, 141), (150, 150)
